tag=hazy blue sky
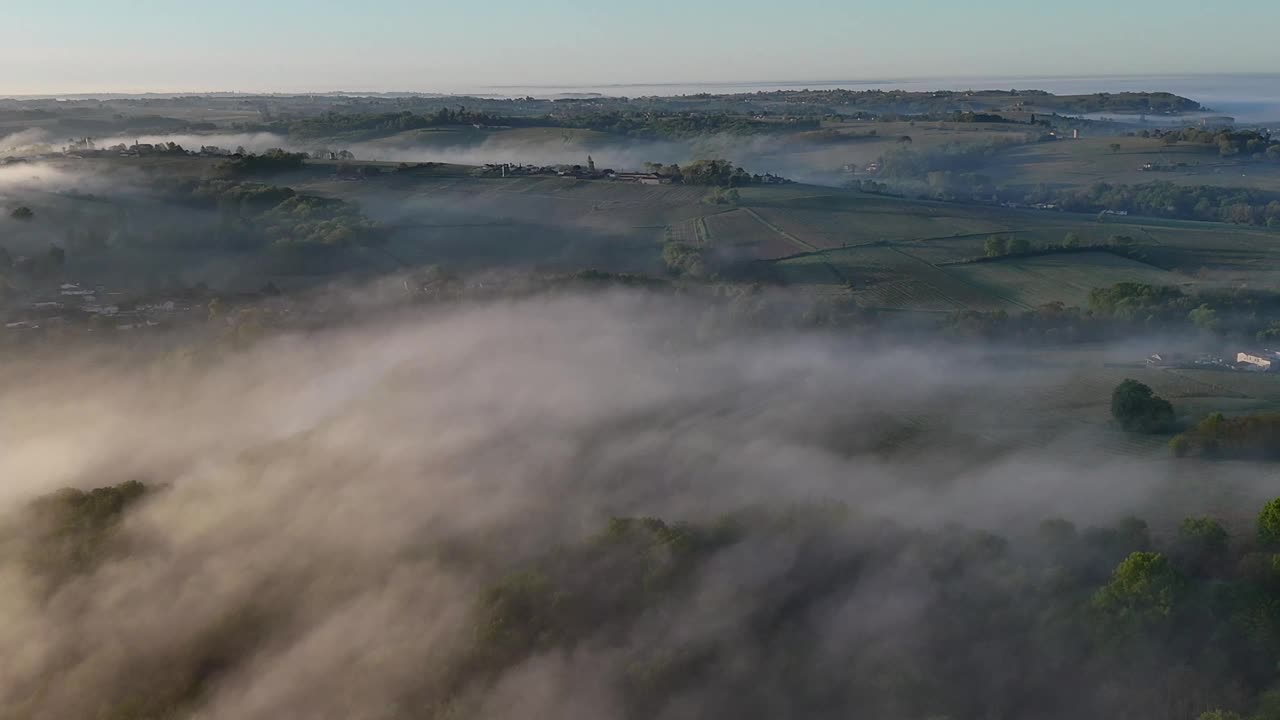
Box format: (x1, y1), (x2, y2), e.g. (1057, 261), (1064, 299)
(4, 0), (1278, 94)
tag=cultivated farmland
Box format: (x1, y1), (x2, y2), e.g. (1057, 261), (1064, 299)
(702, 209), (799, 258)
(947, 251), (1196, 308)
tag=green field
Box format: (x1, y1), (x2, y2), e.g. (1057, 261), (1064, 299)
(947, 251), (1198, 308)
(701, 208), (800, 258)
(1163, 368), (1280, 403)
(777, 246), (1019, 311)
(982, 136), (1280, 194)
(13, 153), (1280, 303)
(308, 174), (1280, 306)
(364, 126), (618, 150)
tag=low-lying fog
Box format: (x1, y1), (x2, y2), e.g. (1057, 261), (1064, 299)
(4, 128), (850, 184)
(0, 292), (1270, 719)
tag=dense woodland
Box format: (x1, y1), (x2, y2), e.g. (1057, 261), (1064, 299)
(1043, 182), (1280, 227)
(172, 176), (385, 251)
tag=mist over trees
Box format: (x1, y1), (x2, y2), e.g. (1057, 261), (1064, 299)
(0, 292), (1277, 720)
(11, 471), (1280, 720)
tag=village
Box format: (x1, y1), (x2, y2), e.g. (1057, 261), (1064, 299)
(2, 281), (200, 333)
(473, 156), (793, 186)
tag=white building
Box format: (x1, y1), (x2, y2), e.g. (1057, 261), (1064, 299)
(1238, 352), (1276, 371)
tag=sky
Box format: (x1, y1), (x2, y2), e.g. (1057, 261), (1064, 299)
(3, 0), (1279, 95)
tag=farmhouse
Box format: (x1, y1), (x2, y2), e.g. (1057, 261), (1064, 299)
(1237, 352), (1277, 371)
(613, 173), (670, 185)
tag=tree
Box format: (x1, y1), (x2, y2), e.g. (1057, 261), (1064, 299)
(1175, 517), (1229, 573)
(1063, 232), (1081, 248)
(705, 188), (740, 206)
(9, 206), (33, 221)
(1092, 551), (1185, 631)
(1258, 497), (1280, 549)
(207, 297), (224, 323)
(1109, 143), (1122, 153)
(1007, 236), (1031, 254)
(1188, 304), (1219, 332)
(24, 480), (150, 580)
(1254, 686), (1280, 720)
(1111, 379), (1176, 433)
(984, 235), (1010, 257)
(1226, 203), (1256, 225)
(662, 241), (705, 278)
(47, 244), (65, 268)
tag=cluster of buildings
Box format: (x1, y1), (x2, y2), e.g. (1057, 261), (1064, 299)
(1145, 350), (1280, 373)
(1237, 351), (1280, 372)
(477, 163), (566, 178)
(3, 283), (192, 332)
(613, 172), (672, 185)
(476, 161), (674, 185)
(1141, 161), (1188, 172)
(1000, 201), (1061, 211)
(843, 161), (881, 175)
(1145, 352), (1228, 369)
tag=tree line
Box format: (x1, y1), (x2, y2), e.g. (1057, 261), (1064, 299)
(946, 281), (1280, 343)
(1032, 181), (1280, 227)
(1149, 128), (1280, 160)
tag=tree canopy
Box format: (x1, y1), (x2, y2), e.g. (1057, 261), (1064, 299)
(1111, 379), (1176, 433)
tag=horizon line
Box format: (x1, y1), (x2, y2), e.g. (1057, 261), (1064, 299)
(4, 72), (1279, 101)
